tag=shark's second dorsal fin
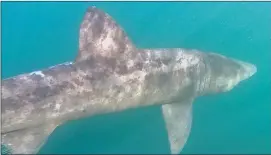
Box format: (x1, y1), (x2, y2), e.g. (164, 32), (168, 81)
(76, 6), (135, 62)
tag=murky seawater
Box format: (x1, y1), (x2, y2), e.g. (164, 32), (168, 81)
(2, 2), (271, 154)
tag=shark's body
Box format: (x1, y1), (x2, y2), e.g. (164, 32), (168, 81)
(1, 7), (257, 154)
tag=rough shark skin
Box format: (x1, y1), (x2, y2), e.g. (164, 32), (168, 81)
(1, 6), (257, 154)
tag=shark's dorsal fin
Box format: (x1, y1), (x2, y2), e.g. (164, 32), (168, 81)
(76, 6), (135, 62)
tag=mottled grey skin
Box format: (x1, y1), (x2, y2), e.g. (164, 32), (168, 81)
(1, 6), (257, 154)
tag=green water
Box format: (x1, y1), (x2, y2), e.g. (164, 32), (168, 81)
(2, 2), (271, 154)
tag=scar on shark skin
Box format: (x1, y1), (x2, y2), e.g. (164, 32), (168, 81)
(1, 6), (257, 154)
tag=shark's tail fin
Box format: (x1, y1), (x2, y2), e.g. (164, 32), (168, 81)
(162, 99), (193, 154)
(2, 123), (58, 154)
(76, 6), (135, 62)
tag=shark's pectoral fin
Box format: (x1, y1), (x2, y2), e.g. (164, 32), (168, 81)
(2, 122), (59, 154)
(162, 99), (193, 154)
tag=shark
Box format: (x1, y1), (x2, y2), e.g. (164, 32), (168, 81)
(1, 6), (257, 154)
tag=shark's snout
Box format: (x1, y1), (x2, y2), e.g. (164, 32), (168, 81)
(201, 53), (257, 94)
(235, 60), (257, 81)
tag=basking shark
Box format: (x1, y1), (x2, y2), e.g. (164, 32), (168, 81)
(1, 6), (257, 154)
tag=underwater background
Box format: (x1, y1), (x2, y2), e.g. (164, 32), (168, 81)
(2, 2), (271, 154)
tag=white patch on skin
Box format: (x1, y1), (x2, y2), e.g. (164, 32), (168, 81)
(41, 102), (53, 109)
(226, 72), (242, 91)
(167, 108), (172, 116)
(47, 99), (64, 118)
(197, 67), (211, 94)
(51, 113), (59, 117)
(2, 87), (13, 98)
(127, 60), (134, 69)
(161, 64), (170, 72)
(115, 70), (146, 102)
(216, 74), (240, 92)
(96, 28), (118, 57)
(49, 62), (73, 69)
(64, 62), (73, 65)
(29, 71), (45, 78)
(23, 134), (34, 142)
(18, 75), (29, 80)
(8, 104), (35, 126)
(174, 50), (199, 71)
(55, 103), (61, 111)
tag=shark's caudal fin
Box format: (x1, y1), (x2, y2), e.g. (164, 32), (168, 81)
(162, 99), (194, 154)
(76, 6), (135, 62)
(2, 123), (58, 154)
